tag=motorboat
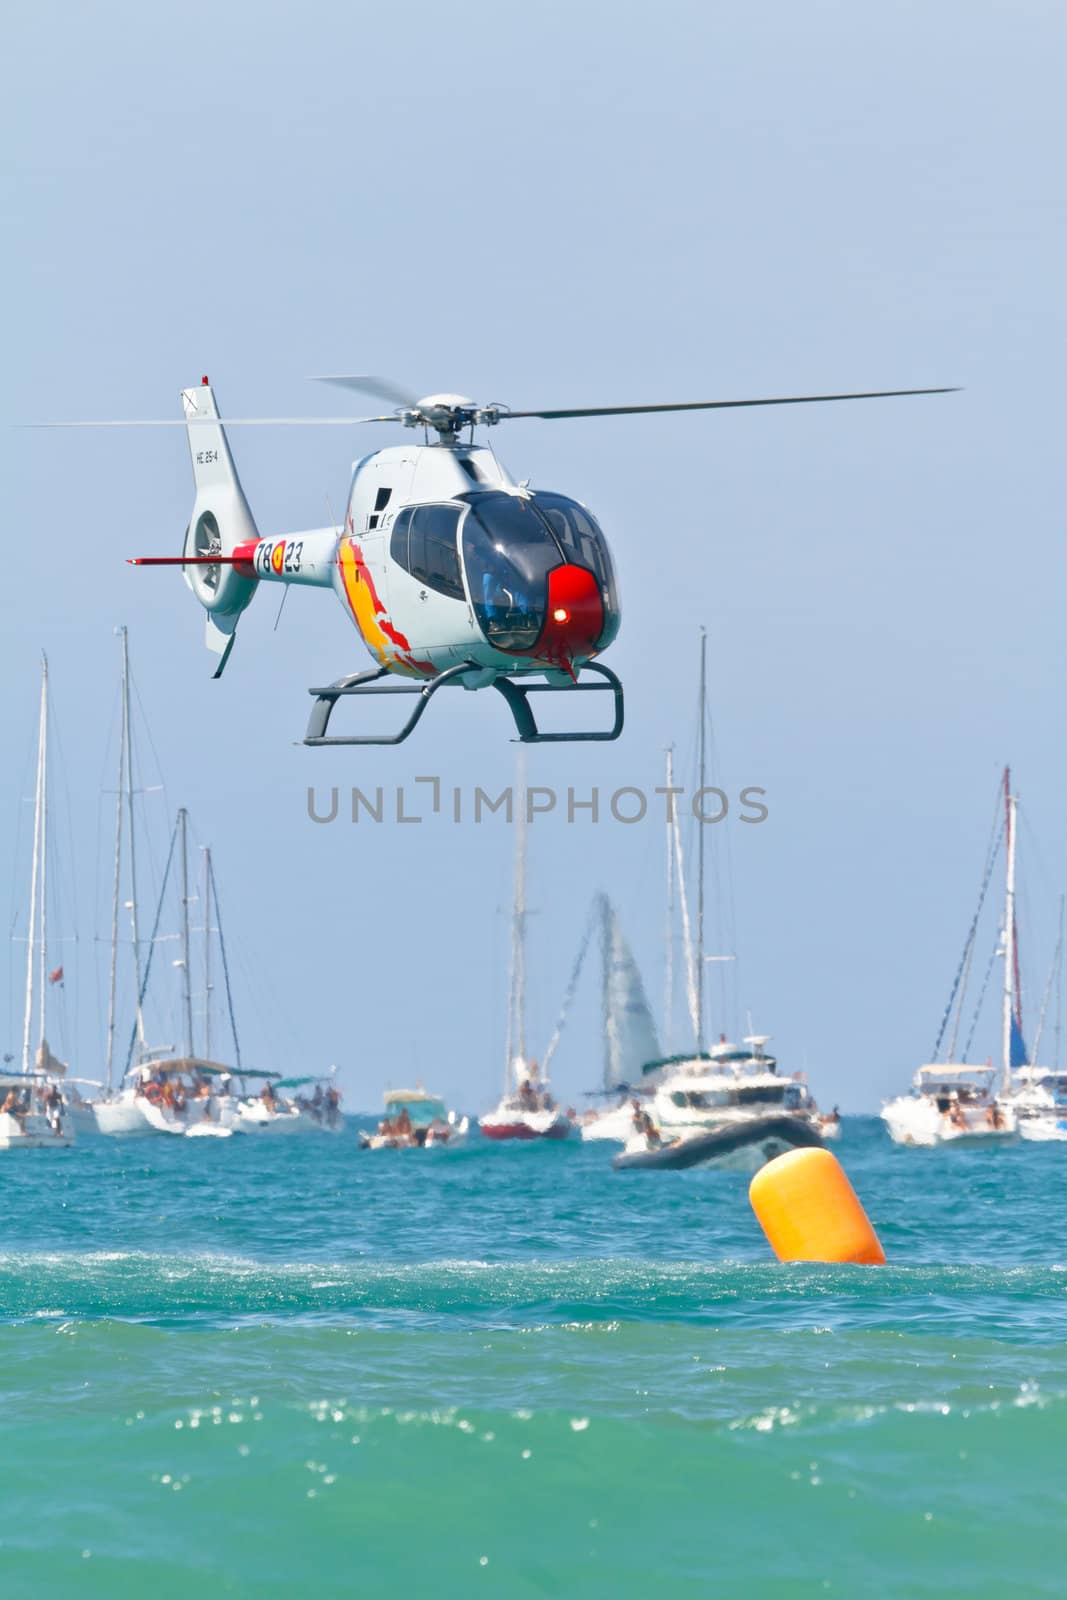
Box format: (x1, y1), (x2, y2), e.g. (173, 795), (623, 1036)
(360, 1088), (470, 1149)
(612, 1113), (822, 1173)
(647, 1037), (822, 1142)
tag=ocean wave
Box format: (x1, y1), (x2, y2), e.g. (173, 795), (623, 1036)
(2, 1251), (1067, 1340)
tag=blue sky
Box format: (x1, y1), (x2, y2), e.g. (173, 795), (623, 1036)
(4, 0), (1065, 1110)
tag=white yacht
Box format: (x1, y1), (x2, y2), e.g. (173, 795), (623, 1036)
(648, 1036), (819, 1140)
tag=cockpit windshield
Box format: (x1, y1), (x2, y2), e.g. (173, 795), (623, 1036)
(532, 492), (619, 625)
(461, 492), (564, 652)
(460, 490), (619, 655)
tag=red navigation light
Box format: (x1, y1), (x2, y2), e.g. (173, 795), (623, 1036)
(201, 375), (210, 385)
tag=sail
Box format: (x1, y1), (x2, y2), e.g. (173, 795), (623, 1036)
(35, 1038), (67, 1077)
(601, 896), (661, 1089)
(1010, 1015), (1029, 1070)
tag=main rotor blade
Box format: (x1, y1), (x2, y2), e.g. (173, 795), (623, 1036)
(500, 387), (958, 421)
(308, 374), (419, 409)
(29, 415), (396, 428)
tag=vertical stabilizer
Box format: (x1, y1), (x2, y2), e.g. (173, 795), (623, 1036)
(180, 380), (260, 673)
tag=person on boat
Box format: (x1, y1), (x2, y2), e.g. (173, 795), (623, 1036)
(43, 1082), (64, 1135)
(949, 1098), (968, 1131)
(630, 1099), (662, 1148)
(260, 1081), (277, 1110)
(173, 1083), (187, 1115)
(1, 1088), (27, 1131)
(988, 1103), (1004, 1130)
(394, 1106), (414, 1142)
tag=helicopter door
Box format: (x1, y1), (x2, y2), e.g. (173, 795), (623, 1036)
(388, 503), (467, 648)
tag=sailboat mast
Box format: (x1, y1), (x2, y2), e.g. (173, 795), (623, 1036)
(695, 628), (707, 1053)
(37, 657), (49, 1054)
(1056, 894), (1065, 1072)
(600, 892), (613, 1090)
(104, 639), (126, 1094)
(1001, 767), (1017, 1091)
(121, 630), (146, 1053)
(664, 747), (675, 1057)
(178, 807), (194, 1058)
(203, 847), (213, 1060)
(505, 750), (528, 1087)
(21, 657), (47, 1074)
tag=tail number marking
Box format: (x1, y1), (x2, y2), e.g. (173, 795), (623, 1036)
(256, 539), (304, 577)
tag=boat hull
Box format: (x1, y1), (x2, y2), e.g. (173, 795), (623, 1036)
(882, 1096), (1018, 1147)
(479, 1112), (572, 1141)
(612, 1114), (822, 1173)
(0, 1110), (75, 1150)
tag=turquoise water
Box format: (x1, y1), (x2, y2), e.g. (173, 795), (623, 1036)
(3, 1118), (1066, 1596)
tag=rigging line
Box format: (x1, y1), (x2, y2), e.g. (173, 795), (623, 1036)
(123, 815), (178, 1078)
(961, 931), (1001, 1063)
(1030, 895), (1064, 1068)
(207, 850), (242, 1071)
(1056, 894), (1065, 1072)
(932, 810), (1004, 1061)
(541, 896), (598, 1077)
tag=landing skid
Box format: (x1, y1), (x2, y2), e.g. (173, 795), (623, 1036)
(305, 661), (624, 746)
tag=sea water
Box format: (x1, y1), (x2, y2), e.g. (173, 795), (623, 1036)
(2, 1117), (1065, 1597)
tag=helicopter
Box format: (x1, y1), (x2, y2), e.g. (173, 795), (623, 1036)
(100, 373), (952, 745)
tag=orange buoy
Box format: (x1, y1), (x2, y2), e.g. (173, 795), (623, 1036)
(749, 1147), (886, 1264)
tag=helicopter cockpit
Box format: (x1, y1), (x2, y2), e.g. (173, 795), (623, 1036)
(388, 489), (619, 661)
(460, 490), (620, 658)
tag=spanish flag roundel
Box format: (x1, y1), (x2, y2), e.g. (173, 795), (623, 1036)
(271, 542), (285, 575)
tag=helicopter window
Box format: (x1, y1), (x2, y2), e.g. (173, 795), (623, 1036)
(461, 492), (564, 652)
(374, 486), (392, 511)
(389, 507), (413, 569)
(532, 492), (617, 605)
(407, 505), (465, 601)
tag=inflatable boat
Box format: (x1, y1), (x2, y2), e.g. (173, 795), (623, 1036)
(611, 1114), (822, 1173)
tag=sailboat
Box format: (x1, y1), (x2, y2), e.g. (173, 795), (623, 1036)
(2, 656), (75, 1151)
(95, 804), (282, 1136)
(882, 768), (1020, 1147)
(479, 753), (574, 1141)
(580, 895), (662, 1142)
